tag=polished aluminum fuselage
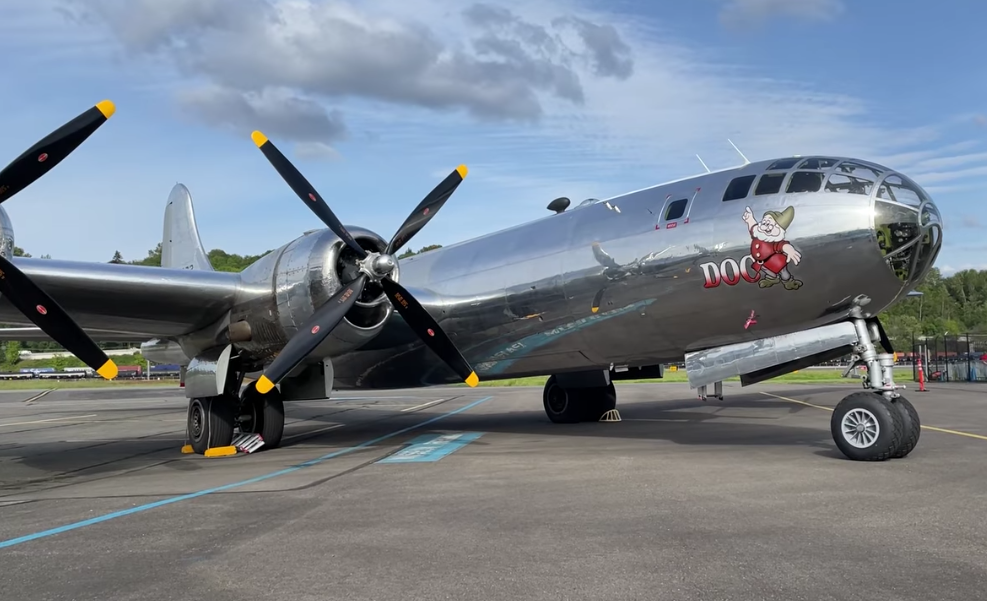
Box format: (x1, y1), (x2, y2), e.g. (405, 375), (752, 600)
(0, 156), (941, 389)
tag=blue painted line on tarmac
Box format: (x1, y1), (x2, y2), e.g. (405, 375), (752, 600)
(0, 396), (494, 550)
(377, 432), (484, 463)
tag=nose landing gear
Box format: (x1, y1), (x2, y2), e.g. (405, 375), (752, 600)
(830, 318), (921, 461)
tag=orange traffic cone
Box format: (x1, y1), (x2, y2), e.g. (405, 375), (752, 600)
(917, 356), (927, 392)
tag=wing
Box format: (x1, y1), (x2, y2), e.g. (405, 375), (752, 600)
(0, 327), (154, 342)
(0, 257), (240, 340)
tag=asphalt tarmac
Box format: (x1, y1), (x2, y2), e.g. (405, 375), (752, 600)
(1, 381), (985, 600)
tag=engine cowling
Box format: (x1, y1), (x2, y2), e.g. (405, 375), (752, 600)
(0, 206), (16, 259)
(230, 225), (397, 366)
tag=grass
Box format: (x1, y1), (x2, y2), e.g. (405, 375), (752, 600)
(0, 378), (176, 391)
(466, 367), (917, 387)
(0, 368), (919, 391)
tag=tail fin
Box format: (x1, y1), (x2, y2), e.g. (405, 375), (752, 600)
(162, 183), (214, 271)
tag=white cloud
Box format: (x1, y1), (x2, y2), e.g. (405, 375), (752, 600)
(959, 214), (984, 229)
(3, 0), (986, 264)
(39, 0), (987, 188)
(939, 263), (987, 276)
(719, 0), (844, 27)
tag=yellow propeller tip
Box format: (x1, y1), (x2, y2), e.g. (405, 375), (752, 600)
(456, 164), (468, 179)
(591, 307), (599, 313)
(465, 372), (479, 387)
(255, 375), (275, 394)
(251, 131), (269, 148)
(96, 100), (116, 119)
(97, 359), (118, 380)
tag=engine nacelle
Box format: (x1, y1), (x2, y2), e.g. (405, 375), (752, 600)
(230, 225), (396, 368)
(0, 206), (16, 259)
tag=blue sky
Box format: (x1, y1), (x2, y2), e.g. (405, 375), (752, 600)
(1, 0), (984, 273)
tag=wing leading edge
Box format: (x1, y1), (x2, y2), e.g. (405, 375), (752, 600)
(0, 257), (240, 340)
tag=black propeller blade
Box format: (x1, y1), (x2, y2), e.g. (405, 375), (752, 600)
(251, 131), (367, 260)
(380, 277), (478, 386)
(385, 165), (467, 256)
(254, 274), (367, 394)
(0, 101), (118, 379)
(0, 256), (117, 379)
(0, 101), (116, 204)
(250, 131), (478, 392)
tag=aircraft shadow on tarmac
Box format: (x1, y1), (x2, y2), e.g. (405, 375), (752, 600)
(0, 387), (852, 493)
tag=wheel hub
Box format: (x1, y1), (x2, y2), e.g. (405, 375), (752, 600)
(546, 385), (568, 414)
(841, 408), (879, 448)
(190, 403), (203, 439)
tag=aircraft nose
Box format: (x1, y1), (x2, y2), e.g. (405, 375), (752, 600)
(872, 171), (942, 289)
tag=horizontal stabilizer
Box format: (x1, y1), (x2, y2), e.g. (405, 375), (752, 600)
(162, 184), (214, 271)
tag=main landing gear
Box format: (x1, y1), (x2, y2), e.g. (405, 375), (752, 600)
(830, 318), (921, 461)
(542, 374), (620, 423)
(184, 370), (285, 456)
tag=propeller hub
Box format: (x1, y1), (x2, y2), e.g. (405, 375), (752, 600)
(358, 252), (397, 280)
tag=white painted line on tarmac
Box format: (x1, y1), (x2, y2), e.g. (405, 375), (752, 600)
(0, 414), (98, 428)
(401, 399), (447, 412)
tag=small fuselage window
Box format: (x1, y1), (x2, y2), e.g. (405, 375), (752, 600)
(665, 198), (688, 221)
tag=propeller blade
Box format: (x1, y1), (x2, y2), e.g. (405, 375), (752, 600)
(379, 277), (478, 387)
(385, 165), (468, 256)
(255, 274), (368, 394)
(591, 287), (606, 313)
(0, 101), (115, 204)
(251, 131), (367, 260)
(0, 256), (117, 379)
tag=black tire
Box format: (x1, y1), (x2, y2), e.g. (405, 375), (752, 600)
(187, 396), (235, 455)
(543, 376), (581, 423)
(831, 391), (904, 461)
(239, 382), (285, 450)
(890, 396), (921, 459)
(580, 382), (617, 422)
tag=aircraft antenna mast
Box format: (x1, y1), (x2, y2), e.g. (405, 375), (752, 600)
(727, 139), (750, 165)
(696, 154), (711, 173)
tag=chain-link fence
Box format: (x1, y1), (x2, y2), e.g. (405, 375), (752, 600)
(907, 334), (987, 382)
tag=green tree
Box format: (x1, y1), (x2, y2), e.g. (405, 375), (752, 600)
(4, 341), (20, 365)
(398, 244), (443, 259)
(109, 250), (124, 264)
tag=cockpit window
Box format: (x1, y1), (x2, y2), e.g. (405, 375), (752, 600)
(874, 201), (921, 283)
(723, 175), (756, 201)
(754, 173), (785, 195)
(786, 171), (824, 193)
(835, 161), (883, 182)
(825, 173), (873, 195)
(877, 175), (923, 208)
(921, 203), (942, 227)
(797, 158), (839, 169)
(767, 158), (799, 170)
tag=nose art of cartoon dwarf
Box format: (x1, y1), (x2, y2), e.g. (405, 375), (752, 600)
(742, 205), (803, 290)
